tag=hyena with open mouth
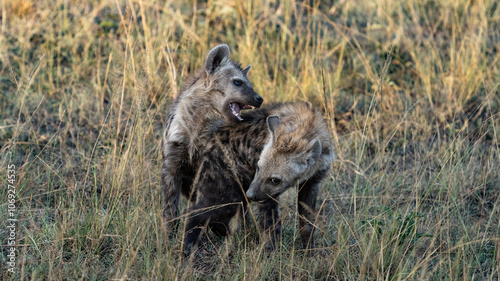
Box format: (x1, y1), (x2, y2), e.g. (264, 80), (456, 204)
(183, 102), (333, 254)
(162, 44), (263, 234)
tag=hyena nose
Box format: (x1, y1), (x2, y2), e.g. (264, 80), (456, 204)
(254, 95), (263, 105)
(246, 189), (256, 200)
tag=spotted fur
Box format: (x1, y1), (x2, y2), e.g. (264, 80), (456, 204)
(161, 44), (262, 234)
(183, 102), (333, 254)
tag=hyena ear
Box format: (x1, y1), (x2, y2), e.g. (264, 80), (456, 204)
(267, 116), (280, 140)
(205, 44), (230, 75)
(242, 65), (251, 77)
(306, 138), (322, 166)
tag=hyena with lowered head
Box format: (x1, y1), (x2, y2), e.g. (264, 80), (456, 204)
(183, 102), (333, 254)
(162, 44), (263, 234)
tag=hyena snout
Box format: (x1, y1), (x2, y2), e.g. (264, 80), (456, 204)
(246, 183), (268, 202)
(245, 187), (257, 201)
(228, 87), (263, 121)
(253, 93), (263, 105)
(242, 87), (263, 108)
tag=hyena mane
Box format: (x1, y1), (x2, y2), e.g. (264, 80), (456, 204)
(183, 102), (334, 254)
(161, 44), (263, 234)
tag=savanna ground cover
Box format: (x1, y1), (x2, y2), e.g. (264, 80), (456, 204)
(0, 0), (499, 279)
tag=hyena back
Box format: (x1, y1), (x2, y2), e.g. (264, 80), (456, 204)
(162, 44), (262, 234)
(184, 102), (333, 254)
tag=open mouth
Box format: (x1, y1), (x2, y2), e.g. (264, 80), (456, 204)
(229, 102), (255, 121)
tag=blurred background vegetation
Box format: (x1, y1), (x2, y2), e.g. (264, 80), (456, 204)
(0, 0), (498, 279)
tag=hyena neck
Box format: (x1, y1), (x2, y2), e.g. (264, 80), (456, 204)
(184, 86), (224, 127)
(179, 87), (226, 161)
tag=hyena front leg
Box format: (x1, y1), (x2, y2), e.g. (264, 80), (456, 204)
(184, 202), (238, 255)
(161, 141), (186, 237)
(258, 200), (281, 251)
(297, 170), (326, 250)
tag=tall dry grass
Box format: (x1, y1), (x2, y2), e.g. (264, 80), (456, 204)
(0, 0), (498, 279)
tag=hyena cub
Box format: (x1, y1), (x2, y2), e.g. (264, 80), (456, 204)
(184, 102), (333, 254)
(162, 44), (263, 233)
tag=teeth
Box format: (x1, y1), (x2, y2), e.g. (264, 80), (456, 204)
(230, 103), (243, 120)
(242, 105), (256, 110)
(229, 102), (244, 120)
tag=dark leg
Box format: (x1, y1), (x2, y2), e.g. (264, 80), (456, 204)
(297, 170), (326, 249)
(184, 229), (202, 256)
(184, 203), (238, 255)
(184, 208), (207, 256)
(258, 200), (281, 250)
(209, 201), (250, 236)
(161, 141), (186, 237)
(209, 221), (230, 237)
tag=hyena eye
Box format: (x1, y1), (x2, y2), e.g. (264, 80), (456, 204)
(270, 178), (281, 185)
(233, 79), (243, 86)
